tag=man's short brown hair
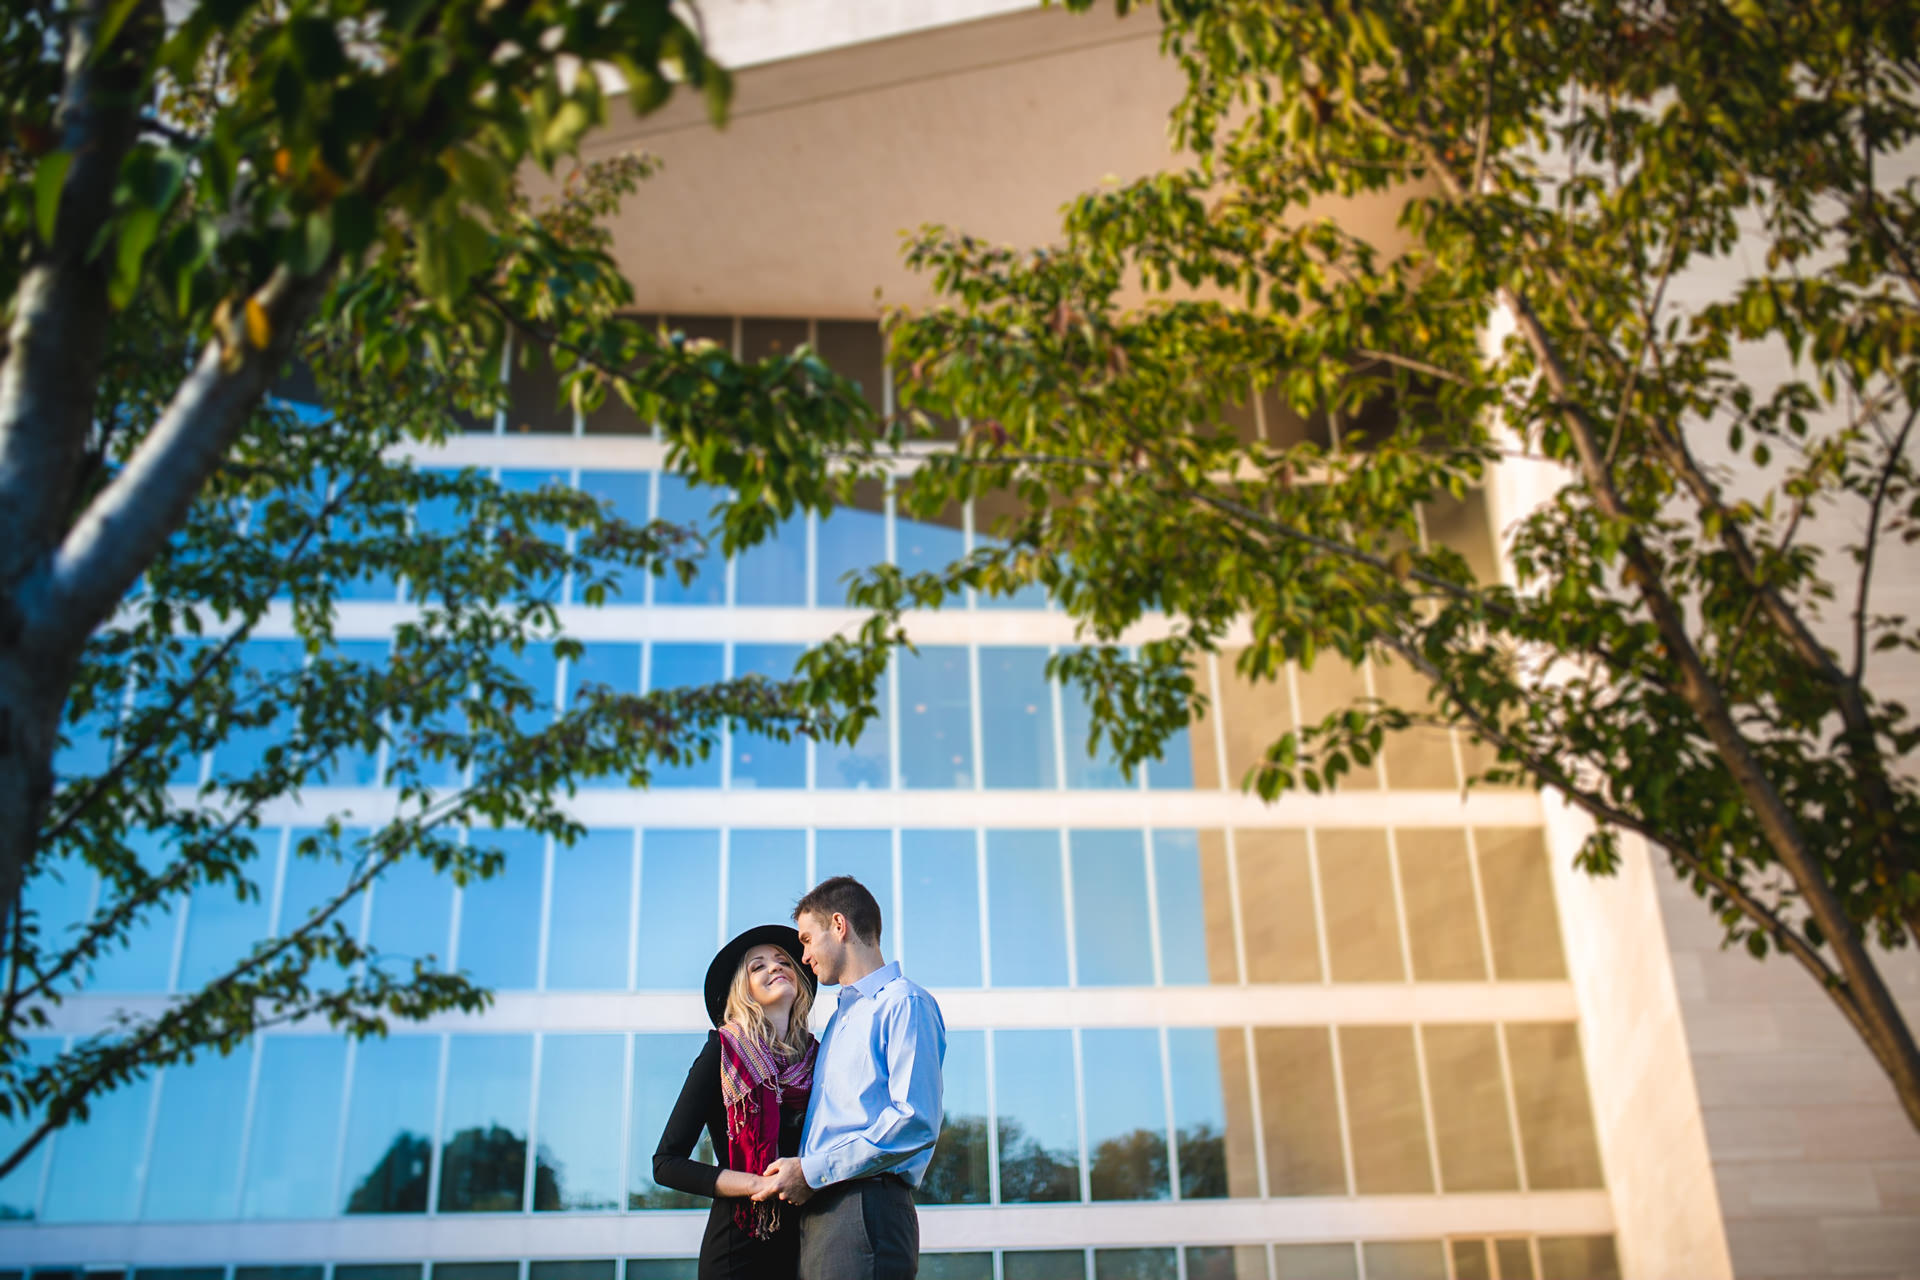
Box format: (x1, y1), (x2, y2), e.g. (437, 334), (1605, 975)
(793, 875), (883, 946)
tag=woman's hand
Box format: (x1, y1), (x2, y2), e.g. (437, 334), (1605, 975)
(712, 1168), (772, 1200)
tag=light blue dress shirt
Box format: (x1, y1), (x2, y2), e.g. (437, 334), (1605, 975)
(799, 960), (947, 1189)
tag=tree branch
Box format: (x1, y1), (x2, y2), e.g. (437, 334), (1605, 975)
(1852, 401), (1918, 682)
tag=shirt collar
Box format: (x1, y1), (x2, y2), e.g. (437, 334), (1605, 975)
(838, 960), (900, 1008)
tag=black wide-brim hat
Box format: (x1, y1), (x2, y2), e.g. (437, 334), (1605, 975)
(704, 924), (815, 1027)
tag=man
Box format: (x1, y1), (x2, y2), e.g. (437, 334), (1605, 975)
(756, 875), (946, 1280)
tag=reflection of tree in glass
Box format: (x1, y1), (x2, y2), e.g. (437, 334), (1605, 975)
(994, 1116), (1080, 1203)
(532, 1143), (617, 1212)
(1089, 1127), (1169, 1201)
(915, 1114), (990, 1205)
(628, 1132), (714, 1211)
(345, 1132), (432, 1213)
(435, 1125), (553, 1212)
(1174, 1122), (1228, 1199)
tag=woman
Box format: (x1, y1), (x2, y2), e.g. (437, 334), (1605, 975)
(654, 924), (819, 1280)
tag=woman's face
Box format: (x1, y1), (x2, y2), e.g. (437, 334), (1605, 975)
(742, 944), (800, 1012)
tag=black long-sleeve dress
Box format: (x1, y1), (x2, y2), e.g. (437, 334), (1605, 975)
(653, 1030), (805, 1280)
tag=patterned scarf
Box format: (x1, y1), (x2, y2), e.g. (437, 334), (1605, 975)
(718, 1022), (817, 1239)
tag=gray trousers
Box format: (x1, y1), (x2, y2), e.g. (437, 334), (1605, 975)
(796, 1174), (919, 1280)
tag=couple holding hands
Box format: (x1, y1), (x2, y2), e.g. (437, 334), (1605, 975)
(653, 875), (946, 1280)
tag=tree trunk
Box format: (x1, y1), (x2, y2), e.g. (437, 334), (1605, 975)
(0, 646), (63, 958)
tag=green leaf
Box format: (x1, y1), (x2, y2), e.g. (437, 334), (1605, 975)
(289, 210), (334, 275)
(33, 150), (71, 244)
(109, 207), (162, 309)
(333, 191), (376, 257)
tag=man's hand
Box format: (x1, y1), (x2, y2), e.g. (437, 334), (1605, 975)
(758, 1156), (814, 1205)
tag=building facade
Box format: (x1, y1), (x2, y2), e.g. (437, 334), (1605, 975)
(3, 5), (1916, 1280)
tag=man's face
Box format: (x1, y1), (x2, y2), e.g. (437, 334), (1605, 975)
(796, 910), (848, 986)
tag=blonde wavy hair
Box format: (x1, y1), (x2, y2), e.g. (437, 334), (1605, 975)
(723, 944), (814, 1057)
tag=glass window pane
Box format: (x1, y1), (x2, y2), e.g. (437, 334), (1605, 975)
(1005, 1253), (1085, 1280)
(1338, 1025), (1433, 1194)
(980, 647), (1057, 788)
(653, 474), (724, 605)
(86, 829), (180, 993)
(1153, 830), (1237, 985)
(1271, 1246), (1357, 1280)
(815, 479), (888, 608)
(1317, 830), (1404, 982)
(1141, 716), (1197, 790)
(546, 829), (633, 991)
(1476, 829), (1568, 980)
(1082, 1029), (1168, 1201)
(1372, 652), (1459, 789)
(366, 854), (452, 978)
(916, 1029), (989, 1205)
(178, 829), (277, 989)
(1060, 663), (1128, 791)
(243, 1036), (347, 1218)
(1359, 1242), (1447, 1280)
(533, 1034), (624, 1211)
(898, 645), (974, 789)
(0, 1039), (58, 1219)
(1495, 1240), (1534, 1280)
(143, 1048), (250, 1219)
(921, 1256), (994, 1280)
(900, 830), (980, 987)
(994, 1029), (1081, 1203)
(1397, 830), (1486, 981)
(1237, 829), (1319, 983)
(1451, 1241), (1493, 1280)
(896, 496), (965, 581)
(332, 478), (401, 602)
(575, 471), (651, 605)
(1293, 660), (1382, 789)
(1536, 1237), (1619, 1280)
(439, 1034), (533, 1212)
(279, 828), (361, 945)
(815, 830), (892, 917)
(490, 641), (559, 737)
(498, 468), (570, 601)
(1069, 830), (1153, 986)
(236, 1269), (323, 1280)
(733, 511), (807, 607)
(647, 644), (724, 787)
(731, 644), (808, 788)
(1216, 647), (1295, 787)
(565, 642), (641, 789)
(1422, 1025), (1519, 1192)
(459, 830), (544, 990)
(21, 858), (94, 992)
(529, 1264), (614, 1280)
(338, 1267), (421, 1280)
(437, 1267), (515, 1280)
(210, 639), (306, 781)
(1504, 1023), (1604, 1189)
(1253, 1027), (1345, 1196)
(637, 830), (720, 989)
(341, 1035), (439, 1213)
(629, 1032), (714, 1209)
(987, 831), (1068, 987)
(817, 657), (891, 788)
(1167, 1027), (1259, 1199)
(728, 829), (805, 935)
(316, 640), (389, 786)
(1186, 1247), (1271, 1280)
(1095, 1251), (1175, 1280)
(626, 1264), (697, 1280)
(41, 1075), (153, 1221)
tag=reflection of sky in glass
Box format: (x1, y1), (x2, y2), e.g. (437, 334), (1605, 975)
(366, 855), (451, 977)
(142, 1045), (249, 1219)
(210, 639), (306, 780)
(988, 831), (1068, 987)
(817, 660), (891, 789)
(901, 830), (980, 987)
(0, 1038), (56, 1218)
(87, 829), (179, 992)
(1082, 1028), (1168, 1201)
(1151, 831), (1212, 985)
(1070, 831), (1154, 986)
(730, 644), (808, 788)
(498, 468), (570, 601)
(23, 858), (94, 987)
(407, 469), (470, 601)
(575, 470), (651, 605)
(42, 1074), (152, 1221)
(1060, 668), (1129, 791)
(489, 642), (558, 738)
(278, 828), (360, 940)
(534, 1035), (624, 1211)
(727, 829), (805, 935)
(993, 1029), (1081, 1203)
(243, 1037), (347, 1218)
(647, 643), (724, 787)
(177, 829), (277, 989)
(316, 640), (389, 786)
(979, 647), (1056, 788)
(898, 646), (973, 789)
(733, 512), (807, 606)
(339, 1035), (438, 1214)
(438, 1035), (533, 1212)
(816, 499), (889, 608)
(629, 1032), (714, 1209)
(895, 505), (965, 581)
(814, 829), (892, 913)
(565, 642), (641, 789)
(546, 830), (632, 990)
(1166, 1028), (1236, 1200)
(53, 679), (118, 779)
(653, 474), (724, 606)
(917, 1029), (989, 1205)
(459, 830), (544, 990)
(638, 830), (720, 989)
